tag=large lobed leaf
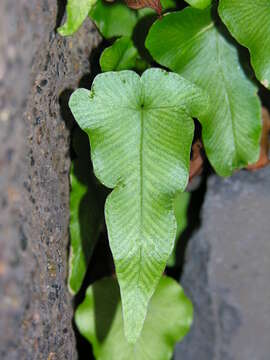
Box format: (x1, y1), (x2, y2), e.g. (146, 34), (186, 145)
(75, 276), (193, 360)
(146, 7), (262, 176)
(219, 0), (270, 89)
(69, 68), (207, 342)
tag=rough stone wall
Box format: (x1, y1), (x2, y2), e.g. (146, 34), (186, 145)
(0, 1), (100, 359)
(175, 166), (270, 360)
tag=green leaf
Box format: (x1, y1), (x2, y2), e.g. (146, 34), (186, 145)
(219, 0), (270, 89)
(185, 0), (211, 9)
(69, 129), (105, 295)
(100, 37), (139, 72)
(58, 0), (96, 36)
(146, 7), (262, 176)
(90, 0), (138, 38)
(137, 0), (176, 16)
(75, 276), (193, 360)
(161, 0), (177, 10)
(69, 166), (100, 294)
(167, 191), (190, 267)
(174, 191), (190, 239)
(69, 68), (207, 342)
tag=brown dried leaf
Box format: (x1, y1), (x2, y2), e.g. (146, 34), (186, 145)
(125, 0), (162, 15)
(189, 140), (204, 181)
(247, 107), (270, 171)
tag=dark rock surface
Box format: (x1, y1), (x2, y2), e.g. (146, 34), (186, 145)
(175, 166), (270, 360)
(0, 1), (100, 359)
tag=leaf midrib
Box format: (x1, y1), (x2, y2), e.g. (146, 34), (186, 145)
(181, 22), (214, 52)
(137, 104), (144, 300)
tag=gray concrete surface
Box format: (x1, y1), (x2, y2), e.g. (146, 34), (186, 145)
(176, 166), (270, 360)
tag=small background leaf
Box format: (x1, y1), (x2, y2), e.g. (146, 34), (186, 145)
(137, 0), (175, 14)
(219, 0), (270, 89)
(185, 0), (211, 10)
(90, 0), (138, 38)
(146, 7), (262, 176)
(58, 0), (95, 36)
(68, 128), (106, 295)
(75, 276), (193, 360)
(100, 37), (139, 72)
(125, 0), (162, 15)
(90, 0), (175, 39)
(167, 191), (190, 267)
